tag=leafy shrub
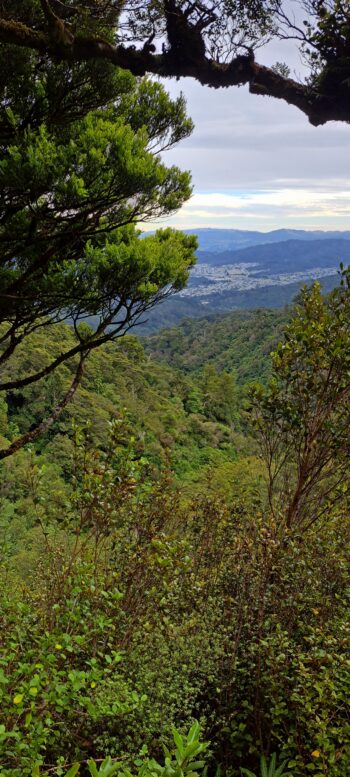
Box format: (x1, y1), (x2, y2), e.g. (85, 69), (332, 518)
(31, 723), (208, 777)
(241, 753), (288, 777)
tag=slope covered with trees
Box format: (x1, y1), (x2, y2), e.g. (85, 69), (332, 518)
(0, 320), (247, 488)
(2, 5), (350, 776)
(2, 281), (350, 776)
(145, 308), (288, 383)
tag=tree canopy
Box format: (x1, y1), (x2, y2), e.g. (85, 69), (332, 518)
(251, 269), (350, 531)
(1, 0), (350, 125)
(0, 32), (197, 458)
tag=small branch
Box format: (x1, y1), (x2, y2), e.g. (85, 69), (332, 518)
(43, 753), (129, 774)
(0, 354), (86, 460)
(0, 330), (20, 367)
(0, 309), (123, 391)
(39, 0), (74, 47)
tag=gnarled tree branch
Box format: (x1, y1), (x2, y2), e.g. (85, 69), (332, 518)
(0, 5), (348, 126)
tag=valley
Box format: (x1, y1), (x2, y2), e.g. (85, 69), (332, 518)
(140, 229), (350, 331)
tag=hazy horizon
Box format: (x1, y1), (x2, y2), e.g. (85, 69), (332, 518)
(142, 224), (350, 235)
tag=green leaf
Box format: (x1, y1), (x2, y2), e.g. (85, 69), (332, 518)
(275, 764), (288, 777)
(97, 757), (120, 777)
(187, 722), (200, 745)
(268, 754), (276, 777)
(260, 755), (268, 777)
(87, 761), (99, 777)
(183, 742), (203, 759)
(64, 765), (80, 777)
(172, 726), (185, 756)
(185, 761), (205, 771)
(5, 107), (16, 128)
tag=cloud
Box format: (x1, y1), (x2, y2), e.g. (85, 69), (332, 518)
(192, 190), (349, 208)
(191, 190), (350, 211)
(152, 188), (350, 231)
(155, 73), (350, 229)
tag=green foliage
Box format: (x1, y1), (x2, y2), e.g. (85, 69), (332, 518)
(0, 32), (196, 456)
(145, 309), (288, 386)
(2, 277), (350, 777)
(3, 411), (350, 775)
(241, 753), (288, 777)
(250, 272), (350, 529)
(201, 365), (239, 425)
(31, 724), (208, 777)
(0, 75), (194, 324)
(0, 324), (244, 492)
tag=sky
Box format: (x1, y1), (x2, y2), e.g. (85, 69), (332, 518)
(152, 37), (350, 233)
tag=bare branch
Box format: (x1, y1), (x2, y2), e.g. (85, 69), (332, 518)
(0, 354), (86, 460)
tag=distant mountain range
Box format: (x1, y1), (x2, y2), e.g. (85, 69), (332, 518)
(138, 229), (350, 332)
(196, 237), (350, 270)
(180, 227), (350, 253)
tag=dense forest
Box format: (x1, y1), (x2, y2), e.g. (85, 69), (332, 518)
(2, 2), (350, 776)
(2, 284), (350, 776)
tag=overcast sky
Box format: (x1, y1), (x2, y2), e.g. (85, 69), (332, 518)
(152, 37), (350, 233)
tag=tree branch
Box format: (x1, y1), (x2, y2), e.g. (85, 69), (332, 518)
(0, 14), (346, 125)
(0, 304), (126, 392)
(0, 354), (86, 460)
(0, 18), (48, 52)
(0, 289), (172, 393)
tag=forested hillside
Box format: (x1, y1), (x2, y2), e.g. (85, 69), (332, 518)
(2, 282), (350, 776)
(1, 308), (288, 519)
(2, 3), (350, 776)
(145, 308), (288, 381)
(0, 319), (255, 490)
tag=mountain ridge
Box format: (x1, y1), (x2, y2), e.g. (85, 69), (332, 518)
(195, 237), (350, 270)
(144, 227), (350, 252)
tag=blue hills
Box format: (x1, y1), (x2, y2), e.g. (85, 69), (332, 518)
(139, 229), (350, 332)
(182, 227), (350, 253)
